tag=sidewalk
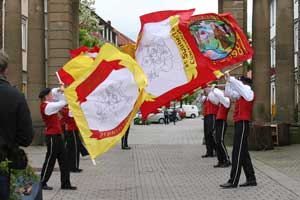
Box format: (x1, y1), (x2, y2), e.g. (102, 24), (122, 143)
(24, 117), (300, 200)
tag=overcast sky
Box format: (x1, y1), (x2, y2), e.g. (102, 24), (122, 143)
(94, 0), (252, 41)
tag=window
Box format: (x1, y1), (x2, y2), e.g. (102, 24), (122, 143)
(270, 38), (276, 68)
(294, 21), (298, 68)
(294, 21), (298, 52)
(295, 0), (299, 20)
(270, 0), (276, 28)
(21, 16), (27, 51)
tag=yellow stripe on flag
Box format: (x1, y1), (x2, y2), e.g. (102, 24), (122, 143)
(64, 43), (147, 159)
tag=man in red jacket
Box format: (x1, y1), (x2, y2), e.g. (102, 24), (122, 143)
(210, 87), (231, 168)
(220, 72), (257, 188)
(39, 87), (77, 190)
(199, 88), (218, 158)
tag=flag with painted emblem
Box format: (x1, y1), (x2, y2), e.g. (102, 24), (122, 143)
(135, 9), (221, 119)
(188, 13), (253, 69)
(64, 43), (147, 159)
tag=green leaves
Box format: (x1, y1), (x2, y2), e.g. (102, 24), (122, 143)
(79, 29), (104, 48)
(0, 160), (39, 200)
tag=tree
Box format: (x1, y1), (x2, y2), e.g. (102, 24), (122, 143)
(79, 29), (104, 47)
(79, 0), (104, 47)
(79, 0), (98, 32)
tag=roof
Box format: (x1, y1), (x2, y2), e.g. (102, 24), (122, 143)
(115, 30), (135, 46)
(91, 10), (135, 46)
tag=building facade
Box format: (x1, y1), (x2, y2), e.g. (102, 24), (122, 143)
(268, 0), (297, 124)
(1, 0), (133, 144)
(219, 0), (300, 147)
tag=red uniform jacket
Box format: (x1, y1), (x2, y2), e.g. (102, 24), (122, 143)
(216, 104), (230, 121)
(203, 99), (218, 116)
(233, 96), (254, 122)
(40, 102), (63, 135)
(61, 107), (78, 131)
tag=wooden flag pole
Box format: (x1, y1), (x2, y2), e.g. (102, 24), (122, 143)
(224, 63), (243, 74)
(208, 83), (226, 87)
(92, 159), (96, 166)
(196, 63), (244, 91)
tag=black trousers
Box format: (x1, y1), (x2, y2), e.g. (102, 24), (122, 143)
(215, 119), (230, 163)
(121, 126), (130, 148)
(204, 114), (216, 156)
(229, 121), (256, 185)
(40, 134), (70, 186)
(65, 130), (80, 170)
(79, 138), (89, 157)
(164, 115), (169, 124)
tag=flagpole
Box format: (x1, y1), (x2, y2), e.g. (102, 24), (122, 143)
(55, 72), (63, 84)
(200, 63), (244, 90)
(208, 83), (226, 87)
(224, 63), (243, 74)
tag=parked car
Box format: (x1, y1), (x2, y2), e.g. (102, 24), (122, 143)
(182, 105), (199, 118)
(147, 112), (166, 124)
(176, 108), (186, 118)
(133, 112), (150, 125)
(147, 110), (181, 124)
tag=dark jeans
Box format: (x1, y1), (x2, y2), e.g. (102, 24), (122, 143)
(0, 174), (10, 200)
(204, 114), (216, 156)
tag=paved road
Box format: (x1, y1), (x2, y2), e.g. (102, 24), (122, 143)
(25, 117), (300, 200)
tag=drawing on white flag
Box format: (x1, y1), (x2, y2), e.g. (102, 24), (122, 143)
(140, 38), (174, 82)
(136, 17), (188, 97)
(95, 82), (132, 121)
(80, 69), (139, 131)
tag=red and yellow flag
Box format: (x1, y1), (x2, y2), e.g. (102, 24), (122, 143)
(56, 46), (100, 85)
(64, 43), (147, 159)
(135, 9), (221, 119)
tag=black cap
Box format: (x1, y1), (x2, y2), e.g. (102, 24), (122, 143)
(38, 88), (51, 99)
(239, 76), (253, 85)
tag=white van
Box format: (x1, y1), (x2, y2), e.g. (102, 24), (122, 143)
(182, 105), (199, 118)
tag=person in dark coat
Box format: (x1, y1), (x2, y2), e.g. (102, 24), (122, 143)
(0, 50), (34, 200)
(163, 109), (169, 125)
(171, 109), (177, 125)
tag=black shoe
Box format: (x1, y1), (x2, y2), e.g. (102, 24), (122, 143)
(220, 182), (237, 189)
(239, 180), (257, 187)
(42, 184), (53, 190)
(70, 168), (83, 173)
(122, 146), (131, 150)
(219, 163), (231, 168)
(214, 163), (224, 168)
(226, 161), (231, 166)
(61, 185), (77, 190)
(201, 154), (213, 158)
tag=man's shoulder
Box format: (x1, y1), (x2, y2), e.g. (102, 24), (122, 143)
(0, 82), (25, 101)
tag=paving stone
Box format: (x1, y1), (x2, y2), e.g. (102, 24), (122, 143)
(24, 117), (300, 200)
